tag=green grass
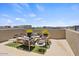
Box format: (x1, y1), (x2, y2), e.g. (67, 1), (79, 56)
(6, 42), (21, 48)
(32, 46), (46, 54)
(17, 45), (35, 51)
(6, 42), (50, 54)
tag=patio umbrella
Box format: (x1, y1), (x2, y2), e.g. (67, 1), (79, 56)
(42, 29), (49, 45)
(25, 29), (33, 51)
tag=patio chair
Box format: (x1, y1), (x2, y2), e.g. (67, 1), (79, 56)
(16, 36), (24, 44)
(23, 36), (36, 51)
(13, 34), (19, 38)
(35, 39), (46, 46)
(35, 39), (46, 54)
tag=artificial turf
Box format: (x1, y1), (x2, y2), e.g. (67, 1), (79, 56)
(6, 42), (50, 54)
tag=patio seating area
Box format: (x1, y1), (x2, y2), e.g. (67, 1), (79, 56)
(5, 29), (51, 54)
(0, 29), (76, 56)
(0, 39), (74, 56)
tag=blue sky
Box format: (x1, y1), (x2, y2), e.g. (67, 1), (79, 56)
(0, 3), (79, 27)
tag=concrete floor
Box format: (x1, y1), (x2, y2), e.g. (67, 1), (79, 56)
(45, 39), (74, 56)
(0, 39), (74, 56)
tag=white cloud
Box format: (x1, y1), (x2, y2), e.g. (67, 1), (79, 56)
(7, 19), (13, 23)
(29, 13), (36, 17)
(16, 18), (22, 21)
(34, 17), (46, 22)
(1, 14), (13, 20)
(12, 4), (24, 14)
(2, 14), (10, 18)
(36, 4), (44, 11)
(4, 19), (13, 26)
(15, 18), (26, 22)
(68, 19), (79, 26)
(35, 18), (43, 21)
(12, 3), (31, 15)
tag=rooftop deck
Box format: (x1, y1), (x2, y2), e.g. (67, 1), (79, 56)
(0, 39), (74, 56)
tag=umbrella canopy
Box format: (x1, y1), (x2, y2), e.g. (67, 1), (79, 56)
(25, 29), (33, 33)
(42, 29), (49, 35)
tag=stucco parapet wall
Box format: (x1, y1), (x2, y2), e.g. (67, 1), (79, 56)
(66, 29), (79, 56)
(66, 29), (79, 34)
(0, 28), (65, 42)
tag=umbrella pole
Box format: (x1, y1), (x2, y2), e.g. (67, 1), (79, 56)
(29, 40), (30, 51)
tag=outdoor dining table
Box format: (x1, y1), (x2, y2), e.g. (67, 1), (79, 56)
(16, 36), (31, 51)
(22, 36), (35, 51)
(16, 35), (46, 51)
